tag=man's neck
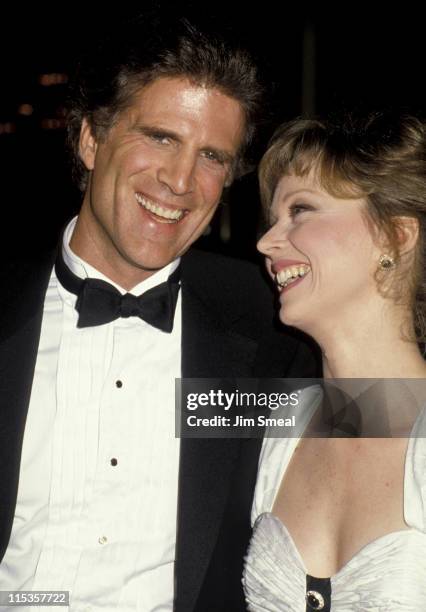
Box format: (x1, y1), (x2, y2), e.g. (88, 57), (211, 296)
(69, 214), (160, 291)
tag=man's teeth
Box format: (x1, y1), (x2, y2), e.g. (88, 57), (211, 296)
(276, 265), (310, 288)
(135, 194), (184, 221)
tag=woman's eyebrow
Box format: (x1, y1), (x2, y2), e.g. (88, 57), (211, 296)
(279, 188), (319, 202)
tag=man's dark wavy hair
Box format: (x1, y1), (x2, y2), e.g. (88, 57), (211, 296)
(66, 15), (263, 192)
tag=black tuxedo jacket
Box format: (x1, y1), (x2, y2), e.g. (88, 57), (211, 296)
(0, 247), (318, 611)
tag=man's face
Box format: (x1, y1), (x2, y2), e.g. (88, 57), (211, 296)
(73, 77), (245, 287)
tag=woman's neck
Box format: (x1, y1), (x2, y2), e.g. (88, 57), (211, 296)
(322, 335), (426, 379)
(307, 301), (426, 380)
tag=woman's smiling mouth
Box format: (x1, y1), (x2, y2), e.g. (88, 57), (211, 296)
(271, 261), (311, 290)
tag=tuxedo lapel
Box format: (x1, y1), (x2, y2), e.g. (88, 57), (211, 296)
(0, 252), (55, 561)
(175, 255), (259, 611)
(180, 279), (259, 378)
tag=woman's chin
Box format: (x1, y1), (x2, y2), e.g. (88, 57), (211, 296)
(279, 305), (309, 333)
(279, 306), (300, 328)
(279, 308), (323, 348)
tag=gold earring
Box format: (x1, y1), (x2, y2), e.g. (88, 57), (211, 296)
(379, 254), (395, 270)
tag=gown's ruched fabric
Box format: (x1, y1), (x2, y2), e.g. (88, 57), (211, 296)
(243, 390), (426, 611)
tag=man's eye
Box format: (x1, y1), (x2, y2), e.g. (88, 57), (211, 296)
(202, 150), (224, 164)
(150, 133), (170, 145)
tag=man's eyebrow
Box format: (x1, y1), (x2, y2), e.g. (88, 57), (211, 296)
(134, 124), (181, 142)
(134, 124), (235, 163)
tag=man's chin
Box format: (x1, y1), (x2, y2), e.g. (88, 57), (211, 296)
(131, 253), (181, 273)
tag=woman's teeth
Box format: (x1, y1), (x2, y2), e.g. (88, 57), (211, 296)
(135, 193), (185, 222)
(276, 265), (310, 288)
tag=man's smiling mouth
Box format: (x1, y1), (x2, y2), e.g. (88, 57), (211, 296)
(135, 193), (188, 223)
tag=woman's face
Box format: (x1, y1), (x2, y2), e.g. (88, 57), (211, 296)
(257, 171), (382, 333)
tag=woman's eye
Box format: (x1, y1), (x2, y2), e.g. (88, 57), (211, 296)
(289, 204), (313, 218)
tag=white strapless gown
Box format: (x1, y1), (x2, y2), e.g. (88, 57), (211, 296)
(243, 393), (426, 611)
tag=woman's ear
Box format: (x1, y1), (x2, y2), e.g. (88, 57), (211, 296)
(79, 118), (98, 170)
(395, 216), (419, 255)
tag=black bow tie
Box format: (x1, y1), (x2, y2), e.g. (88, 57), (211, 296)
(55, 249), (181, 332)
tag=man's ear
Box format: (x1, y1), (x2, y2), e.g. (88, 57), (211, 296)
(79, 118), (98, 171)
(395, 216), (419, 255)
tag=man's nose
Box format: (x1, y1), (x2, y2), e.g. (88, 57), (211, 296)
(157, 151), (195, 195)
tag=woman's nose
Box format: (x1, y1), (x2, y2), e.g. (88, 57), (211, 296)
(257, 225), (285, 256)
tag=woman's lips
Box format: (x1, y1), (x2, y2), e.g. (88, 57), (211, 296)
(271, 259), (309, 274)
(270, 259), (311, 291)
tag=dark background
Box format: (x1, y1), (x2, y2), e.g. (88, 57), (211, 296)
(0, 3), (423, 261)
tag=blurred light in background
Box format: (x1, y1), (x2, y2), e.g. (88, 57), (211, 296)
(39, 73), (68, 86)
(41, 117), (66, 129)
(18, 103), (34, 116)
(0, 122), (16, 135)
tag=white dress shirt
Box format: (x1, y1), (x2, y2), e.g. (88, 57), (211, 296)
(0, 217), (182, 611)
